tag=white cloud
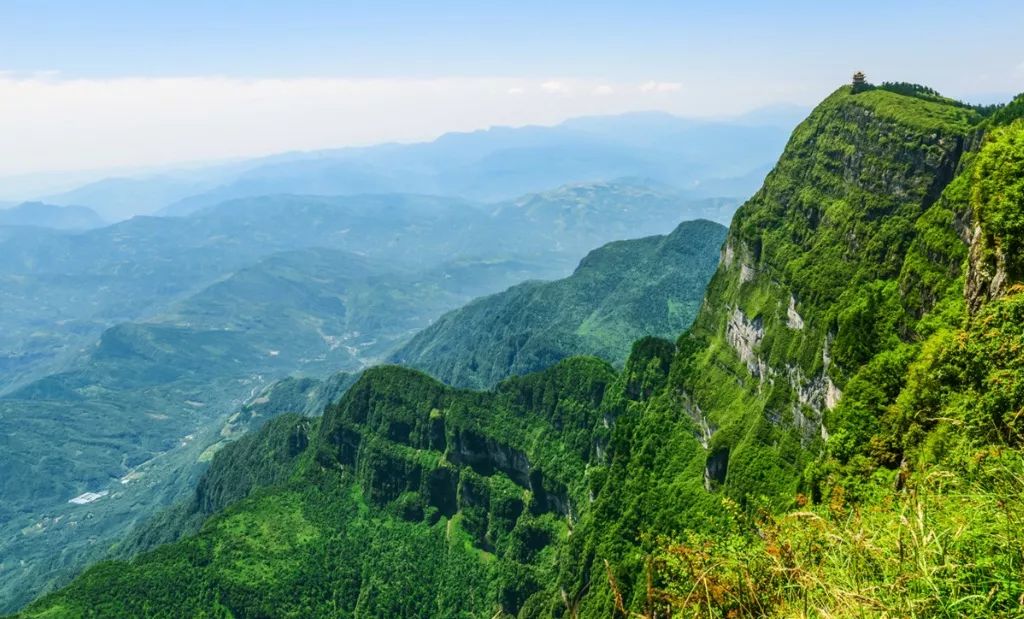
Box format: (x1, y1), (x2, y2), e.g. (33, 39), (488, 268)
(640, 80), (683, 93)
(541, 80), (570, 94)
(0, 75), (815, 177)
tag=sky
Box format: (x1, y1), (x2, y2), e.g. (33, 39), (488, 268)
(2, 0), (1023, 178)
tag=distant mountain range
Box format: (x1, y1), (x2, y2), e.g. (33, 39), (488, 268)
(31, 110), (796, 221)
(0, 182), (735, 394)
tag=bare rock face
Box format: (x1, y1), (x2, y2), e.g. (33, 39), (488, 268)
(786, 294), (804, 329)
(726, 307), (764, 378)
(740, 262), (756, 284)
(966, 222), (1011, 314)
(721, 240), (735, 267)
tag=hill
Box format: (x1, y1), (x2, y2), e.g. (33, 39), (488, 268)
(0, 248), (553, 611)
(393, 219), (725, 388)
(0, 183), (732, 394)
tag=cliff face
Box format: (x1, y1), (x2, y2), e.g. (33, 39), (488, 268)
(314, 363), (611, 530)
(965, 121), (1024, 311)
(565, 86), (1002, 614)
(680, 87), (980, 496)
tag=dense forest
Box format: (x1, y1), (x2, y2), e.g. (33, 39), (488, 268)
(392, 219), (726, 389)
(14, 84), (1024, 618)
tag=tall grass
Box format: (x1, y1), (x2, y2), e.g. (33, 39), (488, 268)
(614, 450), (1024, 618)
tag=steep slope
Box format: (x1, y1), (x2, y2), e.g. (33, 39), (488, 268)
(565, 87), (1022, 616)
(16, 360), (618, 617)
(392, 219), (725, 388)
(17, 86), (1024, 618)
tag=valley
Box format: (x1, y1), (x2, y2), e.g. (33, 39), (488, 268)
(0, 177), (742, 612)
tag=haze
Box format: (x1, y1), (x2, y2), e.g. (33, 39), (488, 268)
(2, 0), (1022, 181)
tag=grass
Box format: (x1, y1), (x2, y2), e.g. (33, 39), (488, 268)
(646, 452), (1024, 618)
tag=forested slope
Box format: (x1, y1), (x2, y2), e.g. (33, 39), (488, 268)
(392, 219), (725, 389)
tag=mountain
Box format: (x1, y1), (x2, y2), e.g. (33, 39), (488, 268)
(0, 248), (554, 611)
(21, 112), (786, 221)
(0, 178), (728, 611)
(0, 193), (500, 393)
(13, 359), (620, 617)
(392, 219), (726, 389)
(0, 184), (731, 394)
(158, 113), (786, 216)
(43, 176), (221, 222)
(18, 85), (1024, 618)
(38, 161), (260, 221)
(0, 202), (105, 230)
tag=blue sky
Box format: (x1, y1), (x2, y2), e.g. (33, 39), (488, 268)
(1, 1), (1022, 177)
(5, 0), (1022, 88)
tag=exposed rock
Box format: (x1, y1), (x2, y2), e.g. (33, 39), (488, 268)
(965, 222), (1011, 313)
(721, 240), (735, 267)
(824, 376), (842, 410)
(726, 308), (764, 377)
(740, 262), (756, 283)
(786, 294), (804, 329)
(450, 429), (532, 488)
(680, 392), (713, 449)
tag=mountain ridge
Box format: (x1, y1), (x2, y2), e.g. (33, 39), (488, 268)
(392, 219), (726, 389)
(29, 111), (792, 220)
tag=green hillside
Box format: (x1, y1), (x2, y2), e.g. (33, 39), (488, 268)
(392, 219), (725, 389)
(0, 179), (731, 612)
(15, 85), (1024, 618)
(0, 249), (550, 612)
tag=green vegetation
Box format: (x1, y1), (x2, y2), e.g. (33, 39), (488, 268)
(17, 361), (616, 618)
(0, 244), (558, 612)
(14, 85), (1024, 618)
(601, 90), (1024, 617)
(6, 180), (715, 612)
(392, 219), (725, 389)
